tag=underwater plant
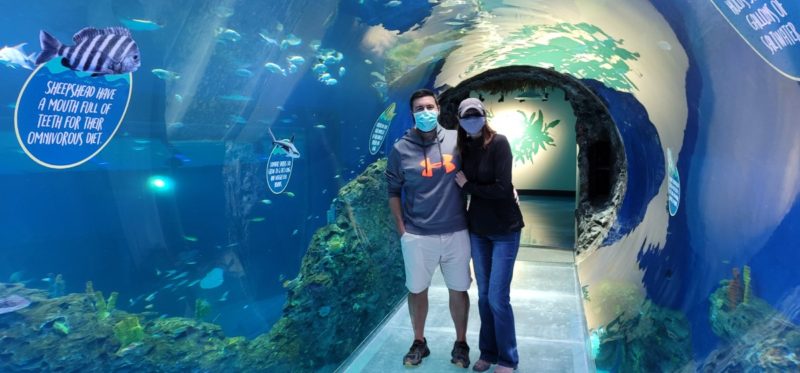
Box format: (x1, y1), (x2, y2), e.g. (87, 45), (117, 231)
(113, 316), (144, 348)
(743, 265), (752, 304)
(86, 281), (118, 320)
(510, 109), (561, 165)
(195, 298), (211, 320)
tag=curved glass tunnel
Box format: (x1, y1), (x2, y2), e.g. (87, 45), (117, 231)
(1, 0), (799, 372)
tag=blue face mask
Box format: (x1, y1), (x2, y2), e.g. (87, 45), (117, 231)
(413, 110), (439, 132)
(459, 117), (485, 136)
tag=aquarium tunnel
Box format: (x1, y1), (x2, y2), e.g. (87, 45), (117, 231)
(1, 0), (799, 372)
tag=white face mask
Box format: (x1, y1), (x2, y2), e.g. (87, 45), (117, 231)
(413, 110), (439, 132)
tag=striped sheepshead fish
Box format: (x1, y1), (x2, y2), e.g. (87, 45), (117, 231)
(35, 27), (141, 76)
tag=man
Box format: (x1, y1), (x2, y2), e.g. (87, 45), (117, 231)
(385, 89), (471, 368)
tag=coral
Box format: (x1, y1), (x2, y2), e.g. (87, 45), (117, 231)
(113, 316), (145, 348)
(743, 265), (752, 304)
(86, 281), (118, 321)
(727, 268), (743, 311)
(195, 298), (211, 320)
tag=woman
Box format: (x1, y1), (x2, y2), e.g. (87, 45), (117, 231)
(454, 97), (524, 372)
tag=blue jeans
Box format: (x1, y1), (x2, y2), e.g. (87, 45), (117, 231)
(470, 231), (520, 369)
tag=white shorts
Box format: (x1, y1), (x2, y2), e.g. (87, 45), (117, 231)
(401, 229), (472, 293)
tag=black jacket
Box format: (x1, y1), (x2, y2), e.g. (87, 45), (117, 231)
(461, 134), (524, 235)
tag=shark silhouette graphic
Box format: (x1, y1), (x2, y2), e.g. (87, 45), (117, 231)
(268, 128), (300, 159)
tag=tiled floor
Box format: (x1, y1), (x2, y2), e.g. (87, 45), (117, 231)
(338, 196), (591, 372)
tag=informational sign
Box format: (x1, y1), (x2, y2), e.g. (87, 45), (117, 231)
(711, 0), (800, 80)
(369, 102), (397, 155)
(14, 58), (132, 168)
(667, 148), (680, 217)
(267, 146), (294, 194)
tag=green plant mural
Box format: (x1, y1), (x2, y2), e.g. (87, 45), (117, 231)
(510, 109), (561, 165)
(465, 22), (641, 92)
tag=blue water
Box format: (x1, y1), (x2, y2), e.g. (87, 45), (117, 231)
(2, 0), (800, 372)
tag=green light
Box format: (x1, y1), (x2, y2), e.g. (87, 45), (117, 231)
(147, 176), (173, 192)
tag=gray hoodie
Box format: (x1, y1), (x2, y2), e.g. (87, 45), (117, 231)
(385, 125), (467, 235)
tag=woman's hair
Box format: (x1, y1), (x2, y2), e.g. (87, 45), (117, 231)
(456, 110), (496, 153)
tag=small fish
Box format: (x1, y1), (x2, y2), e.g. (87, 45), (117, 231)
(176, 279), (189, 287)
(258, 32), (279, 46)
(174, 94), (184, 103)
(230, 115), (247, 124)
(41, 277), (52, 282)
(287, 56), (305, 65)
(280, 34), (302, 49)
(364, 59), (372, 64)
(276, 23), (284, 32)
(144, 304), (154, 310)
(145, 291), (157, 302)
(243, 305), (249, 310)
(322, 189), (327, 194)
(173, 272), (188, 280)
(250, 217), (266, 222)
(285, 192), (296, 198)
(385, 0), (402, 7)
(216, 28), (242, 43)
(370, 71), (386, 81)
(312, 63), (327, 74)
(334, 174), (340, 179)
(324, 78), (338, 86)
(292, 229), (299, 235)
(0, 43), (36, 70)
(212, 5), (234, 18)
(287, 63), (298, 74)
(178, 296), (187, 301)
(309, 40), (321, 51)
(165, 270), (177, 277)
(219, 94), (252, 102)
(264, 62), (286, 76)
(235, 68), (253, 78)
(261, 199), (272, 205)
(185, 261), (197, 265)
(183, 235), (198, 242)
(36, 27), (141, 76)
(314, 124), (326, 129)
(188, 279), (200, 287)
(119, 18), (163, 31)
(339, 66), (346, 77)
(219, 291), (229, 302)
(152, 68), (180, 80)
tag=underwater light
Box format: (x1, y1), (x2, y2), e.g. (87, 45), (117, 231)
(147, 175), (174, 192)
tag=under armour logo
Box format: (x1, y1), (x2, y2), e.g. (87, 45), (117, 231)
(420, 154), (456, 177)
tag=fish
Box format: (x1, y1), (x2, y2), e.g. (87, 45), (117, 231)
(287, 55), (305, 65)
(144, 304), (154, 310)
(183, 235), (198, 242)
(172, 272), (188, 280)
(312, 63), (327, 74)
(318, 72), (332, 81)
(219, 94), (252, 102)
(339, 66), (346, 77)
(370, 71), (386, 81)
(261, 199), (272, 205)
(314, 124), (326, 129)
(36, 27), (141, 76)
(235, 68), (253, 78)
(285, 192), (296, 198)
(145, 291), (157, 302)
(230, 115), (247, 124)
(292, 229), (299, 235)
(276, 23), (284, 32)
(250, 217), (266, 222)
(268, 128), (300, 158)
(364, 59), (373, 64)
(264, 62), (286, 76)
(212, 5), (234, 18)
(119, 18), (163, 31)
(219, 291), (229, 302)
(324, 78), (338, 86)
(0, 43), (36, 70)
(287, 63), (298, 74)
(152, 68), (180, 80)
(174, 94), (183, 103)
(188, 279), (200, 287)
(216, 28), (242, 43)
(309, 40), (321, 51)
(176, 279), (188, 287)
(385, 0), (402, 6)
(258, 32), (279, 46)
(280, 34), (302, 49)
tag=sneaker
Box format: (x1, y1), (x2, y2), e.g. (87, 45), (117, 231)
(472, 359), (492, 372)
(403, 338), (430, 367)
(450, 341), (470, 368)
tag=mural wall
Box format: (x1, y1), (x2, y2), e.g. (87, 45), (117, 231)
(470, 88), (578, 192)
